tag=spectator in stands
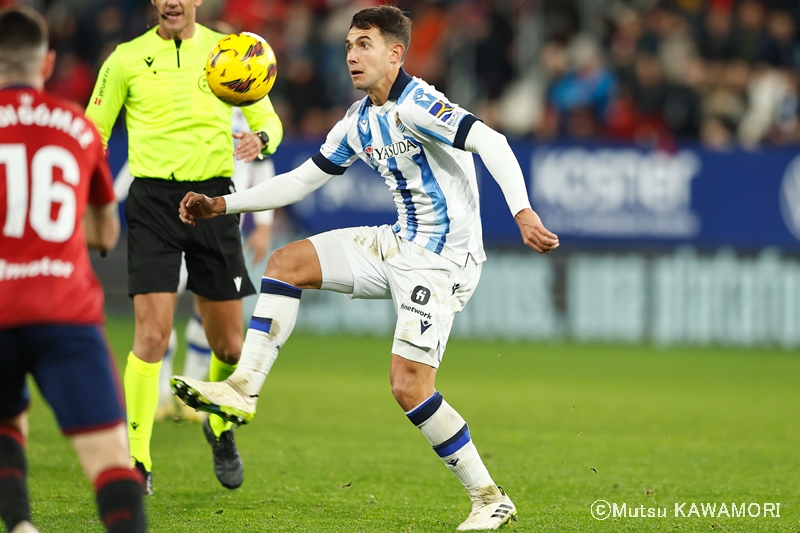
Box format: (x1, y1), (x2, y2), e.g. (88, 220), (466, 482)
(699, 6), (736, 62)
(758, 10), (795, 68)
(608, 8), (642, 73)
(733, 0), (766, 64)
(548, 35), (618, 138)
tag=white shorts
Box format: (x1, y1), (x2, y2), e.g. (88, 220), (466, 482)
(308, 225), (481, 368)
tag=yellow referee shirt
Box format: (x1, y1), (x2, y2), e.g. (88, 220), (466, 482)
(86, 24), (283, 182)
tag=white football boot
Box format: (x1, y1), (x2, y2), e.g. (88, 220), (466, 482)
(171, 376), (256, 425)
(457, 485), (517, 531)
(11, 521), (39, 533)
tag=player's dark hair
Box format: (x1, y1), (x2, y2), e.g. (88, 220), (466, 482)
(351, 5), (412, 57)
(0, 6), (48, 77)
(0, 6), (47, 52)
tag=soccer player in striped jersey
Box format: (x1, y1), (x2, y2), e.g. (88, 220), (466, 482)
(174, 5), (558, 530)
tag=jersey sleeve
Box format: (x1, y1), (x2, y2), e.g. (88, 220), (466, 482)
(240, 95), (284, 156)
(400, 90), (481, 151)
(85, 48), (128, 150)
(87, 126), (116, 206)
(311, 117), (358, 175)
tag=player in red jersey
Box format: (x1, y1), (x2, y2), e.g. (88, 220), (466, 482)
(0, 6), (146, 533)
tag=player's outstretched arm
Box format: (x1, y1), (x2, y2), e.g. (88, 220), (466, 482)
(84, 201), (120, 251)
(179, 158), (336, 226)
(464, 121), (559, 253)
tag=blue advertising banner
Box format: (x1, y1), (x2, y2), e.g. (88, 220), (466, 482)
(106, 135), (800, 251)
(511, 143), (800, 251)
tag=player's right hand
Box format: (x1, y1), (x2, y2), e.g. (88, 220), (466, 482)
(179, 192), (225, 225)
(515, 208), (559, 253)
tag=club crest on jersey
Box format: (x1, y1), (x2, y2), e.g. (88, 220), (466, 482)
(372, 139), (420, 161)
(395, 112), (406, 132)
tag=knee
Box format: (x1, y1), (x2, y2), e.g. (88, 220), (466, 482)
(390, 380), (410, 408)
(390, 358), (436, 411)
(390, 373), (421, 411)
(265, 242), (321, 288)
(264, 246), (295, 283)
(137, 326), (171, 355)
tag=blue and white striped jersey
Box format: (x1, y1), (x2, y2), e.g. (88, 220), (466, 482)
(312, 69), (486, 266)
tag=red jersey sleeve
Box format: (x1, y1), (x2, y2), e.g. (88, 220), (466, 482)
(87, 123), (115, 206)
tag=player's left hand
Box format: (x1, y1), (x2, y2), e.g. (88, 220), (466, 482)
(179, 192), (225, 225)
(233, 132), (265, 163)
(515, 208), (559, 253)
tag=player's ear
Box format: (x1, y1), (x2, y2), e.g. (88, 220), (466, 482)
(390, 42), (405, 64)
(41, 50), (56, 83)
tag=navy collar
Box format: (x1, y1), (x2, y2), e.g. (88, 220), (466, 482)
(366, 67), (412, 106)
(0, 84), (36, 91)
(388, 67), (412, 101)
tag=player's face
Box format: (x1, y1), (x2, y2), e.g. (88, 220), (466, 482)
(345, 26), (395, 92)
(152, 0), (202, 35)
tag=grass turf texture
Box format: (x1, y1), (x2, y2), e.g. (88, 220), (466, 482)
(21, 316), (799, 532)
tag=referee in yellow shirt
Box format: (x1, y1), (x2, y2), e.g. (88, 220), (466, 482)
(86, 0), (282, 495)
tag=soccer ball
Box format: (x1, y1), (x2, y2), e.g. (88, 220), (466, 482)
(206, 32), (277, 107)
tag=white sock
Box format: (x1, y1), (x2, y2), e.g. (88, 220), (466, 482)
(158, 328), (177, 404)
(228, 277), (302, 397)
(183, 312), (211, 380)
(406, 392), (496, 495)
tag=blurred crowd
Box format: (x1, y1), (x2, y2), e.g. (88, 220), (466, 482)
(7, 0), (800, 149)
(539, 0), (800, 150)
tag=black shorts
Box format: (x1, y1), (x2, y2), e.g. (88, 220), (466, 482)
(126, 177), (256, 300)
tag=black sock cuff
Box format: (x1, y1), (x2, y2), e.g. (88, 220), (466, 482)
(0, 433), (26, 475)
(0, 427), (24, 449)
(96, 477), (146, 533)
(0, 432), (29, 531)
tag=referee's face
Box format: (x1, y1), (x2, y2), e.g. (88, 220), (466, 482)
(152, 0), (201, 37)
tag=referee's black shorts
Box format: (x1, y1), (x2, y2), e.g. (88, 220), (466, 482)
(125, 177), (256, 300)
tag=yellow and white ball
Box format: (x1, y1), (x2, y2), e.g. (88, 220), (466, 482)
(206, 32), (277, 107)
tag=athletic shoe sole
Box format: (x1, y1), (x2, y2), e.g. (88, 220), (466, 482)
(170, 377), (254, 426)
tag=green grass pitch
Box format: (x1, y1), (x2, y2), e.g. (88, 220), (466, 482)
(21, 316), (800, 532)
